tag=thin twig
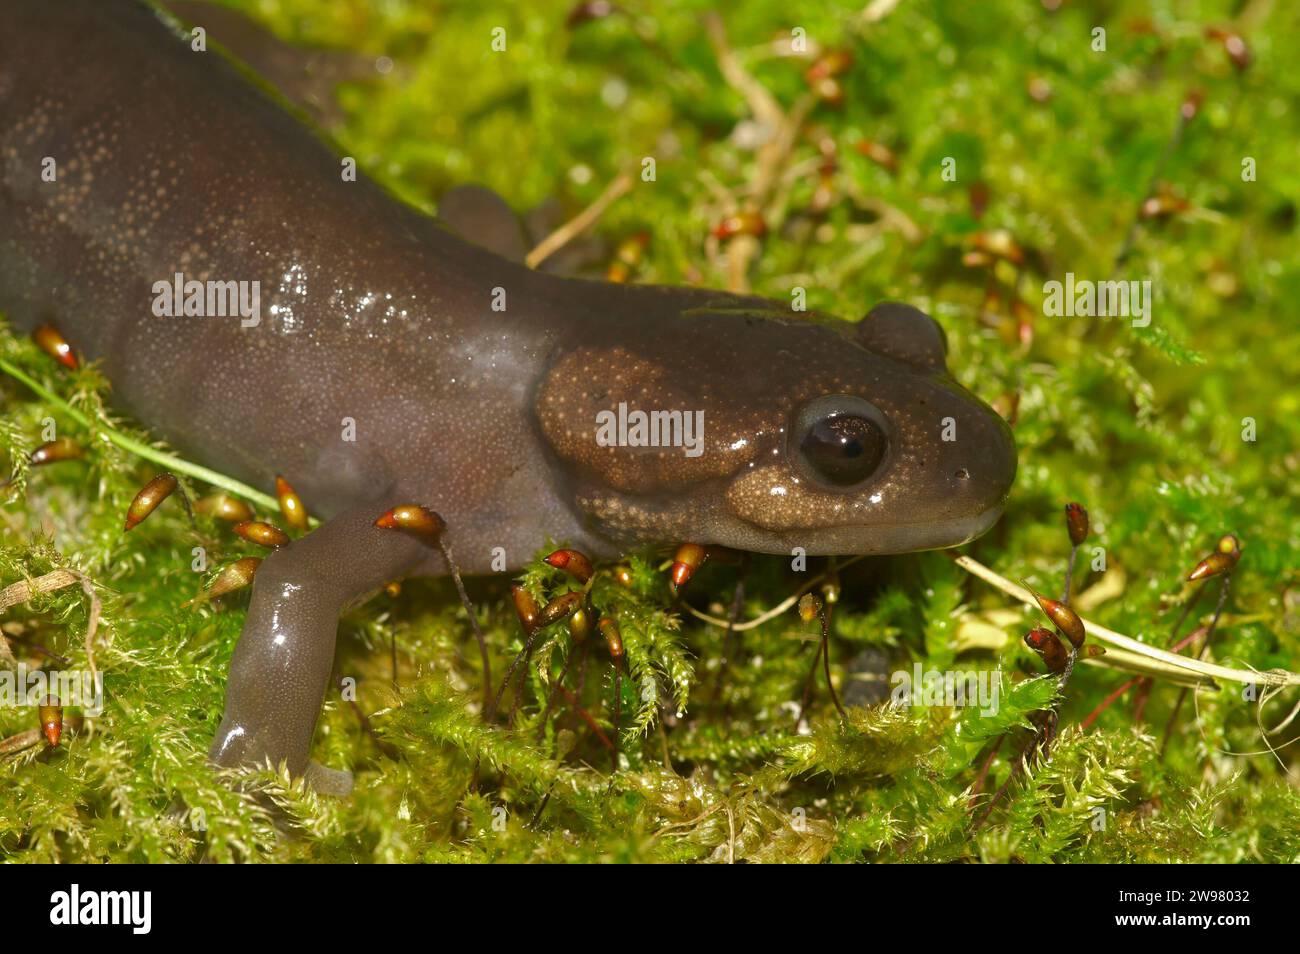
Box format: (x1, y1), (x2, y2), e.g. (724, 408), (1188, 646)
(820, 603), (846, 719)
(611, 664), (622, 772)
(0, 568), (100, 679)
(704, 12), (814, 293)
(1132, 583), (1207, 718)
(345, 694), (401, 760)
(77, 572), (102, 684)
(684, 554), (867, 632)
(1061, 543), (1079, 603)
(705, 13), (784, 128)
(709, 554), (750, 703)
(536, 646), (579, 742)
(556, 684), (613, 752)
(0, 728), (43, 757)
(0, 569), (79, 612)
(525, 170), (634, 270)
(0, 714), (84, 758)
(1160, 573), (1232, 758)
(1112, 94), (1197, 272)
(491, 625), (539, 726)
(1081, 677), (1140, 731)
(969, 735), (1005, 805)
(795, 637), (822, 730)
(437, 539), (491, 719)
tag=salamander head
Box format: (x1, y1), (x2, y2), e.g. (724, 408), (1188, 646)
(536, 301), (1016, 556)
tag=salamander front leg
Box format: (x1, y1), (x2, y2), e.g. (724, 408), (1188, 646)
(436, 184), (530, 261)
(208, 500), (429, 794)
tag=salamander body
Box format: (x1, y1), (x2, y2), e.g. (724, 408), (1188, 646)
(0, 0), (1016, 788)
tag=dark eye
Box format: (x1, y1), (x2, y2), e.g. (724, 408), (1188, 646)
(793, 395), (889, 488)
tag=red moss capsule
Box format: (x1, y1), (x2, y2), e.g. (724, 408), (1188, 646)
(1027, 585), (1086, 648)
(606, 232), (649, 284)
(124, 473), (178, 531)
(566, 0), (620, 28)
(29, 438), (83, 466)
(968, 181), (990, 221)
(1125, 17), (1158, 37)
(797, 593), (822, 623)
(992, 390), (1020, 425)
(33, 324), (78, 370)
(1179, 89), (1204, 122)
(968, 230), (1025, 267)
(568, 604), (594, 642)
(598, 617), (624, 662)
(804, 49), (853, 83)
(854, 139), (898, 173)
(38, 697), (63, 747)
(1012, 299), (1034, 347)
(670, 543), (708, 588)
(1024, 627), (1069, 674)
(275, 475), (309, 531)
(183, 556), (262, 607)
(978, 287), (1002, 319)
(1206, 27), (1250, 71)
(810, 76), (844, 105)
(712, 211), (766, 241)
(373, 504), (445, 545)
(1140, 187), (1190, 220)
(1187, 551), (1234, 582)
(612, 565), (634, 588)
(1224, 35), (1250, 72)
(536, 591), (583, 629)
(511, 584), (540, 632)
(1023, 625), (1053, 650)
(821, 575), (841, 606)
(232, 520), (290, 548)
(1184, 534), (1242, 582)
(810, 163), (837, 215)
(194, 493), (254, 522)
(544, 548), (594, 584)
(1065, 502), (1089, 546)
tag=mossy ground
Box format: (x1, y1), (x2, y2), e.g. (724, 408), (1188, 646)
(2, 0), (1299, 862)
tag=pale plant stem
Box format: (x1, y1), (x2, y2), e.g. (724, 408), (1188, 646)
(1, 356), (292, 519)
(953, 554), (1299, 689)
(683, 554), (867, 632)
(525, 171), (634, 270)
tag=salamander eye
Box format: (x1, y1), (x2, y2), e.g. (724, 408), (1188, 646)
(792, 395), (889, 488)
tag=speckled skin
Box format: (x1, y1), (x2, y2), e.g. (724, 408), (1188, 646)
(0, 0), (1015, 787)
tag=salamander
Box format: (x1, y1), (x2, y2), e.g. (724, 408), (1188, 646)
(0, 0), (1016, 791)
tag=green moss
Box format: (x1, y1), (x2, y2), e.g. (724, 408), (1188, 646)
(3, 0), (1299, 862)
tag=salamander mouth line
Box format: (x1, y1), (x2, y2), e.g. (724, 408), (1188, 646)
(730, 502), (1008, 542)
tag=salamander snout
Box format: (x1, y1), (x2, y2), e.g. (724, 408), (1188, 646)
(717, 303), (1018, 556)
